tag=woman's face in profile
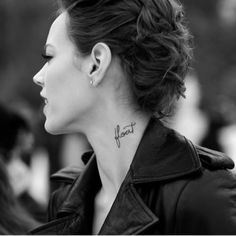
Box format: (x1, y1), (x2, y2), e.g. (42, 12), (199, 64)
(33, 13), (94, 134)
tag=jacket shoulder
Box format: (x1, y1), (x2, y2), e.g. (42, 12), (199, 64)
(175, 146), (236, 234)
(195, 144), (235, 170)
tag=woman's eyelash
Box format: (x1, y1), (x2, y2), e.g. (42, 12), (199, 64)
(41, 53), (53, 61)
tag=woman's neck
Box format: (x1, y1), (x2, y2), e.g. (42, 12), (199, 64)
(85, 108), (151, 196)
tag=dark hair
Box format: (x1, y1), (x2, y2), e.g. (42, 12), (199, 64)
(58, 0), (192, 117)
(0, 103), (31, 161)
(0, 158), (38, 234)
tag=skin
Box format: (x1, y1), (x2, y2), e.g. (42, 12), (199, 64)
(33, 12), (151, 234)
(33, 13), (95, 135)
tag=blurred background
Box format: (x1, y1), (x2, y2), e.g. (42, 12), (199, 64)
(0, 0), (236, 215)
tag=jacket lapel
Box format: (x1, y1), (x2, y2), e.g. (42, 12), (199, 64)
(99, 173), (159, 235)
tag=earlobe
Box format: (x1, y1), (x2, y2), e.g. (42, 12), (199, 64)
(89, 43), (112, 86)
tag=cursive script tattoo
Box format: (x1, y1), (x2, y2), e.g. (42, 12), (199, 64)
(114, 122), (136, 148)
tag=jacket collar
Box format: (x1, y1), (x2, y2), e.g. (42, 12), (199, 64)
(130, 116), (202, 183)
(56, 117), (202, 234)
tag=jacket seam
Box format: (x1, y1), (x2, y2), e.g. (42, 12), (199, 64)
(173, 179), (192, 234)
(48, 189), (57, 221)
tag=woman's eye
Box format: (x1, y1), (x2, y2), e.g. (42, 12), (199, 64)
(41, 53), (53, 62)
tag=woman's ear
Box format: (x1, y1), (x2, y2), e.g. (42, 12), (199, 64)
(88, 43), (112, 86)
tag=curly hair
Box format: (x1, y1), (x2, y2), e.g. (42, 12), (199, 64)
(58, 0), (193, 117)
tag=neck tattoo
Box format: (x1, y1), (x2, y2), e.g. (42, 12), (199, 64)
(114, 122), (136, 148)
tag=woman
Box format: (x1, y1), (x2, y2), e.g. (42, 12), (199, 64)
(32, 0), (236, 234)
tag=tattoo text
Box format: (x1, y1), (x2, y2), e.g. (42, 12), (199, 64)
(114, 122), (136, 148)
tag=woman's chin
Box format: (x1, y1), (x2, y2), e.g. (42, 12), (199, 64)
(44, 119), (73, 135)
(44, 120), (63, 135)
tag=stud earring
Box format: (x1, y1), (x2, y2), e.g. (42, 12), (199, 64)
(90, 78), (94, 86)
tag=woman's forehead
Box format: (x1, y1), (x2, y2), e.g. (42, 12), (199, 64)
(46, 12), (70, 49)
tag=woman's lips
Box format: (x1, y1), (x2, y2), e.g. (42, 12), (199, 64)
(40, 91), (48, 105)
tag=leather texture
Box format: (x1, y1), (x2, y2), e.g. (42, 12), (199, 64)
(31, 117), (236, 235)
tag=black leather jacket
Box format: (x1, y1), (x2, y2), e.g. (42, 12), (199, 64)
(31, 118), (236, 234)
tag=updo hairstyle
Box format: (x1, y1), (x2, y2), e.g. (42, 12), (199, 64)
(58, 0), (193, 117)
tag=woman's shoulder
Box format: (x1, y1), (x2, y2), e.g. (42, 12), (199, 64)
(178, 147), (236, 202)
(174, 144), (236, 234)
(152, 128), (236, 233)
(177, 142), (236, 213)
(195, 144), (235, 170)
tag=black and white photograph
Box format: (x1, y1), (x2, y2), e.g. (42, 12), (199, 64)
(0, 0), (236, 234)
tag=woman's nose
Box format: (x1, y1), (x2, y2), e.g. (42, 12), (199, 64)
(33, 67), (45, 87)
